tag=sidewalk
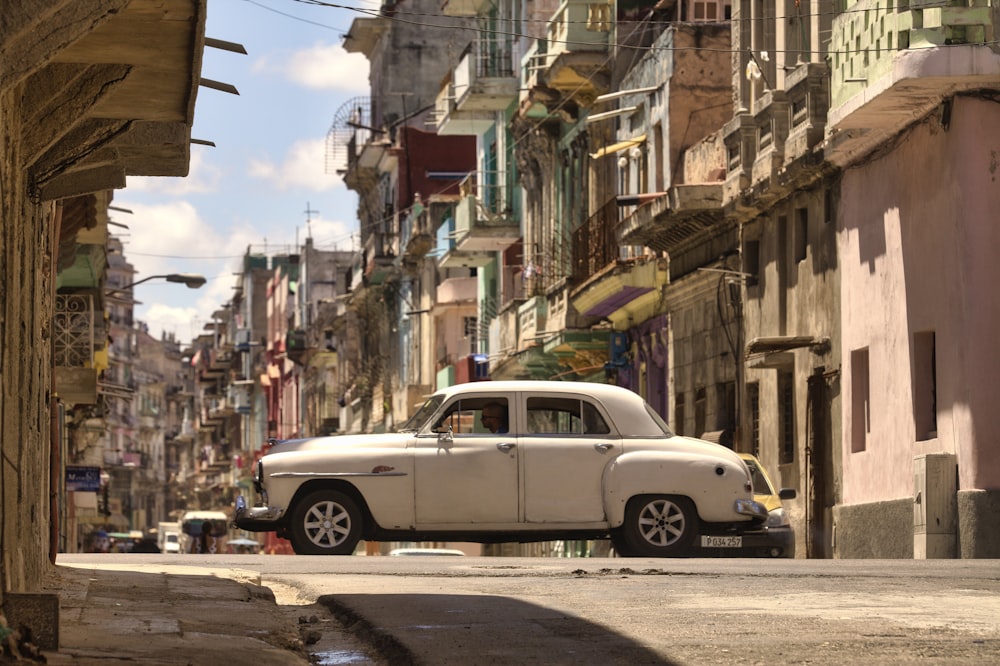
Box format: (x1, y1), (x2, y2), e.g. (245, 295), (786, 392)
(39, 563), (312, 665)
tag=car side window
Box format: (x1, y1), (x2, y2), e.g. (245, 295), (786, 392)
(582, 402), (610, 434)
(526, 397), (609, 435)
(434, 398), (509, 435)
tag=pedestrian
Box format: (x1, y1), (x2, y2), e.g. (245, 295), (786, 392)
(199, 523), (213, 554)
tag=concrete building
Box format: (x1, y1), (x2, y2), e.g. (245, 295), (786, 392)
(1, 0), (216, 606)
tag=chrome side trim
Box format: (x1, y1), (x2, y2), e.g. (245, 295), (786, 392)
(269, 471), (408, 478)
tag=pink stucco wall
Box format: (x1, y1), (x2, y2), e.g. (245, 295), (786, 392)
(839, 96), (1000, 504)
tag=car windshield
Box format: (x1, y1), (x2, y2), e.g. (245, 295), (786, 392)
(744, 459), (775, 495)
(397, 395), (444, 432)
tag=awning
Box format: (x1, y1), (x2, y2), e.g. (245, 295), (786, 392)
(746, 336), (830, 356)
(590, 134), (646, 159)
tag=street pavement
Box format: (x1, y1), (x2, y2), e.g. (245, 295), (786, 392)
(38, 562), (370, 665)
(29, 556), (1000, 665)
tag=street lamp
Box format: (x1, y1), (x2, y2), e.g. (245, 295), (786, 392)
(127, 273), (206, 289)
(107, 273), (207, 295)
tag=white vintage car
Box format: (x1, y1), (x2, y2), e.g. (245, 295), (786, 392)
(234, 381), (767, 556)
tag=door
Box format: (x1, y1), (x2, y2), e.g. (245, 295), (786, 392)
(414, 395), (518, 525)
(519, 395), (620, 523)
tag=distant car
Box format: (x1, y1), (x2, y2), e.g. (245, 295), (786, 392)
(235, 381), (767, 556)
(389, 548), (466, 556)
(698, 453), (796, 558)
(162, 532), (181, 554)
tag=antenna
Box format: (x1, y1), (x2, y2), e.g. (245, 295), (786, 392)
(304, 202), (319, 239)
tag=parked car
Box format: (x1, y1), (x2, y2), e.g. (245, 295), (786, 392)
(235, 381), (768, 556)
(698, 453), (797, 558)
(389, 548), (466, 556)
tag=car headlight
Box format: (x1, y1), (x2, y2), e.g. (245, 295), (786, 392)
(765, 507), (790, 528)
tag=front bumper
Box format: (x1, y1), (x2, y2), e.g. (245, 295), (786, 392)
(233, 495), (286, 532)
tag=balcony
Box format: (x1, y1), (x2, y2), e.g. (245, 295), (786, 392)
(436, 276), (477, 305)
(54, 293), (101, 405)
(749, 90), (790, 188)
(535, 0), (611, 103)
(437, 37), (518, 136)
(438, 172), (520, 268)
(572, 198), (620, 285)
(617, 183), (725, 257)
(783, 62), (829, 166)
(341, 16), (389, 59)
(826, 0), (1000, 167)
(402, 205), (437, 264)
(441, 0), (492, 17)
(570, 256), (669, 331)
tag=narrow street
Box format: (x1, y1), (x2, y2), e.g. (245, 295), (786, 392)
(60, 555), (1000, 665)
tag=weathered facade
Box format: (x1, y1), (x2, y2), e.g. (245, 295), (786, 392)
(1, 0), (209, 599)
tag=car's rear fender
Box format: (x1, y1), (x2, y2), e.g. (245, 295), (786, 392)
(603, 450), (754, 526)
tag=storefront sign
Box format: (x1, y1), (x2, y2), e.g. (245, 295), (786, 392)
(65, 466), (102, 492)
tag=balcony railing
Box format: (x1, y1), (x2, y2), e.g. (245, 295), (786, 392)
(54, 294), (95, 367)
(438, 171), (520, 266)
(572, 198), (619, 285)
(537, 0), (611, 98)
(826, 0), (999, 164)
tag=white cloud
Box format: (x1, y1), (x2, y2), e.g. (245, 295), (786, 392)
(142, 303), (206, 345)
(285, 44), (369, 93)
(248, 137), (342, 191)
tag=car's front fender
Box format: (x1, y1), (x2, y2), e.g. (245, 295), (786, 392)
(603, 450), (755, 526)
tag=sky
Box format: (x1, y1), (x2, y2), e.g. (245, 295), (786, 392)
(114, 0), (376, 344)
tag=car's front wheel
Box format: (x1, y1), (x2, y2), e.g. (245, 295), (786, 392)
(620, 494), (698, 557)
(288, 489), (363, 555)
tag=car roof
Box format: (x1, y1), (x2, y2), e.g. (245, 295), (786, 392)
(433, 381), (640, 401)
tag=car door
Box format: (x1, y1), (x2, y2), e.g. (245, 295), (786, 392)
(519, 394), (621, 524)
(413, 394), (519, 526)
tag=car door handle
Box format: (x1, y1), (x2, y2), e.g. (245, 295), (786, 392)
(594, 443), (614, 452)
(496, 442), (516, 452)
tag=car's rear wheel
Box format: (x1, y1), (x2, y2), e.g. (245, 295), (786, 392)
(621, 494), (698, 557)
(288, 489), (363, 555)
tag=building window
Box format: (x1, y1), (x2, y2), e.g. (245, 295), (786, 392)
(914, 332), (937, 440)
(694, 387), (707, 438)
(795, 207), (808, 263)
(690, 0), (731, 21)
(778, 371), (794, 463)
(747, 382), (760, 457)
(851, 348), (870, 452)
(463, 316), (478, 355)
(716, 381), (736, 432)
(743, 239), (760, 287)
(674, 392), (685, 436)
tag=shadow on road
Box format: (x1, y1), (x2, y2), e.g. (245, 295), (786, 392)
(320, 593), (677, 665)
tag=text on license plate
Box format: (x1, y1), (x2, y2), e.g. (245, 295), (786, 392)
(701, 535), (742, 548)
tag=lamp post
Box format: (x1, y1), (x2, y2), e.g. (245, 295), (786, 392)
(110, 273), (207, 293)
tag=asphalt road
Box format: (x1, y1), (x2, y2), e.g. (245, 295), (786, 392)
(61, 555), (1000, 664)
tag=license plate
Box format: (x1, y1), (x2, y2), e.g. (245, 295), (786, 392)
(701, 535), (742, 548)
